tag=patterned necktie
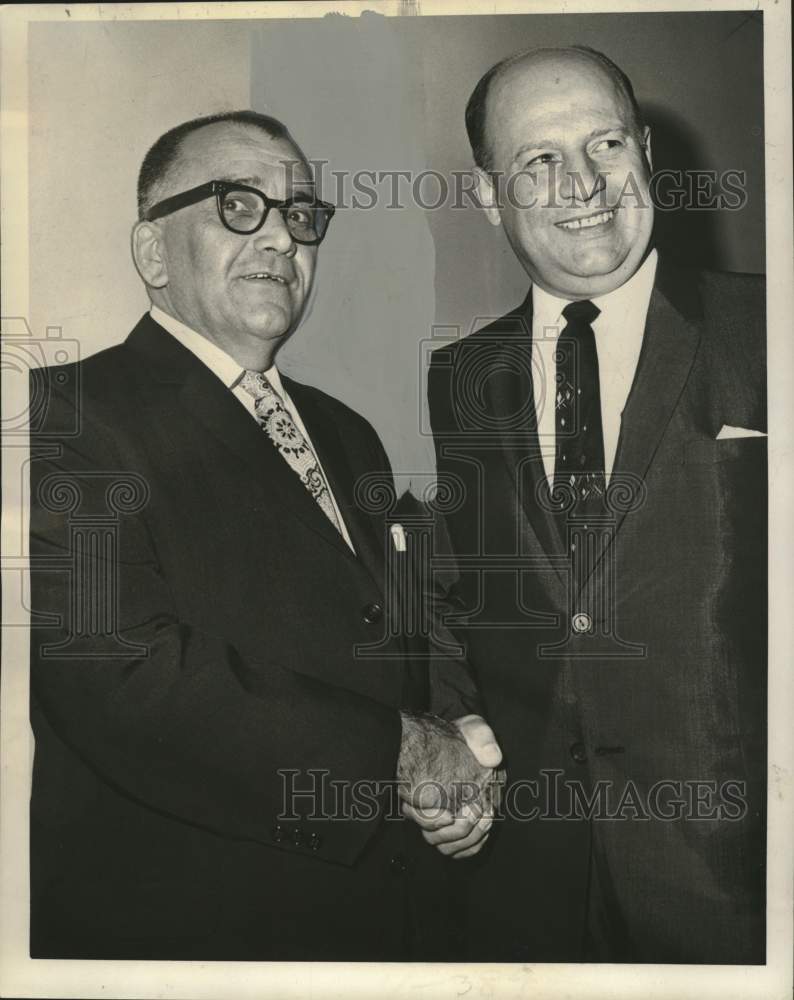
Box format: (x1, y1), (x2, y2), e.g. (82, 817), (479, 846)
(239, 370), (342, 534)
(553, 299), (606, 516)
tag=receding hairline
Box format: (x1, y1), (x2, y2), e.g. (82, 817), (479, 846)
(495, 46), (637, 117)
(161, 121), (309, 191)
(139, 117), (313, 217)
(473, 45), (643, 170)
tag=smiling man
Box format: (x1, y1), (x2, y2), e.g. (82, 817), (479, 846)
(28, 110), (502, 961)
(134, 119), (318, 372)
(477, 46), (653, 301)
(429, 47), (766, 962)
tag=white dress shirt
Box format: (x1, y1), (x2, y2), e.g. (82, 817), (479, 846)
(150, 306), (354, 550)
(531, 249), (658, 484)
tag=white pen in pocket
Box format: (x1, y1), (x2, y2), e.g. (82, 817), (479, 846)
(390, 523), (407, 553)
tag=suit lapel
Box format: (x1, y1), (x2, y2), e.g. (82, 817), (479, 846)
(610, 261), (703, 536)
(283, 378), (387, 590)
(573, 260), (703, 598)
(484, 295), (569, 601)
(125, 315), (362, 561)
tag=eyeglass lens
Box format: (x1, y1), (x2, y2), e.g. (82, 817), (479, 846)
(220, 188), (330, 243)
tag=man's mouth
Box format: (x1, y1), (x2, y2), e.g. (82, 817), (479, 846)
(556, 209), (616, 232)
(241, 271), (290, 285)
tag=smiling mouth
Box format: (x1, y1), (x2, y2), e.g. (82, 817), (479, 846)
(242, 272), (289, 285)
(556, 209), (616, 232)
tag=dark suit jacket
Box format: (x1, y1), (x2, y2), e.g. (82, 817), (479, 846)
(428, 260), (766, 963)
(28, 313), (471, 961)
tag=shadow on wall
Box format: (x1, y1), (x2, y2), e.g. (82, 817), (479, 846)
(646, 103), (761, 273)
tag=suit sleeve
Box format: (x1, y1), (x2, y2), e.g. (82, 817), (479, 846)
(354, 399), (483, 723)
(389, 485), (483, 721)
(29, 378), (401, 868)
(426, 507), (484, 720)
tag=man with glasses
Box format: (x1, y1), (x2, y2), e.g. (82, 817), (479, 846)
(28, 110), (500, 961)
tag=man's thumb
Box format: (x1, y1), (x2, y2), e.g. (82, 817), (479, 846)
(454, 714), (503, 768)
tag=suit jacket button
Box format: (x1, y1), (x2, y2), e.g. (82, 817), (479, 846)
(292, 828), (304, 847)
(570, 742), (588, 764)
(308, 832), (322, 851)
(389, 854), (407, 875)
(363, 602), (384, 624)
(271, 824), (284, 844)
(572, 612), (592, 633)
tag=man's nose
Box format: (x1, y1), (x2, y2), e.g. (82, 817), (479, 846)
(558, 153), (605, 204)
(252, 206), (296, 255)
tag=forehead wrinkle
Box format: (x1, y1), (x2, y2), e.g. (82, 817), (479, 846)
(486, 51), (638, 164)
(218, 174), (262, 186)
(513, 122), (632, 155)
(217, 174), (317, 203)
(171, 124), (311, 187)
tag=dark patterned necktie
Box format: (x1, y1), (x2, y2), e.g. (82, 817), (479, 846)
(553, 299), (606, 516)
(239, 370), (342, 534)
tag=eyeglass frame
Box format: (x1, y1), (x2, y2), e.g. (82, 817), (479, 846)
(142, 180), (335, 245)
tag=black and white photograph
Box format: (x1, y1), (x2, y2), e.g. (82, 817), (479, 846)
(1, 2), (792, 998)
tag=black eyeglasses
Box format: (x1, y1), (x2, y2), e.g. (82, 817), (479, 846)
(143, 180), (335, 245)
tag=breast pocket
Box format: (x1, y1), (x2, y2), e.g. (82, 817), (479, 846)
(682, 435), (767, 465)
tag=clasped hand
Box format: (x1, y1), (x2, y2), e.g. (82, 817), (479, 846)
(397, 713), (504, 859)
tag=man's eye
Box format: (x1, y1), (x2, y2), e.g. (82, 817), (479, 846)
(523, 152), (560, 168)
(222, 194), (260, 216)
(591, 138), (624, 154)
(287, 207), (313, 226)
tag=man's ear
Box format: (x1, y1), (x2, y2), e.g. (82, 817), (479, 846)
(131, 221), (168, 289)
(641, 126), (652, 172)
(474, 167), (502, 228)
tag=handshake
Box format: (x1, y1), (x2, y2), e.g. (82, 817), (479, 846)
(397, 713), (505, 859)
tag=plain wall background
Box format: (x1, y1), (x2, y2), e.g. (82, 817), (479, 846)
(28, 21), (251, 365)
(28, 12), (764, 482)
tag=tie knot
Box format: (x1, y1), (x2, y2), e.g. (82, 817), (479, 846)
(562, 299), (600, 326)
(239, 369), (275, 402)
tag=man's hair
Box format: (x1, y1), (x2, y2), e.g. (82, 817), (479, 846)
(137, 110), (299, 219)
(465, 45), (645, 172)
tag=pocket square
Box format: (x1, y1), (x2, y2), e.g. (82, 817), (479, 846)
(390, 523), (407, 552)
(716, 425), (766, 440)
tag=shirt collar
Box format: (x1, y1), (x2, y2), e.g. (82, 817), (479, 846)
(531, 248), (658, 334)
(150, 306), (285, 394)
